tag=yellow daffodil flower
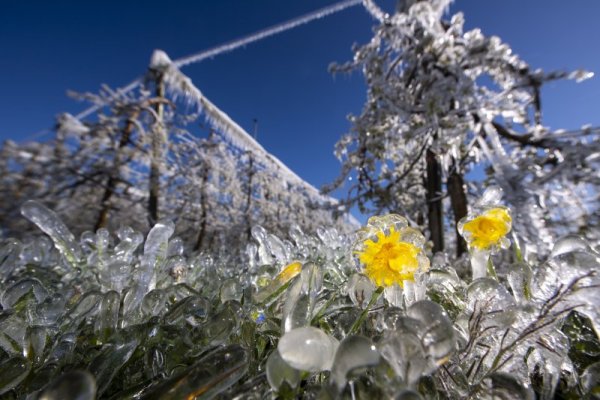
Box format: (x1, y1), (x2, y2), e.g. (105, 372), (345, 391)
(354, 215), (429, 287)
(459, 207), (512, 251)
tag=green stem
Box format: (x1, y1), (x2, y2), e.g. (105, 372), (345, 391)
(512, 232), (524, 263)
(310, 293), (338, 326)
(349, 286), (384, 335)
(487, 257), (498, 280)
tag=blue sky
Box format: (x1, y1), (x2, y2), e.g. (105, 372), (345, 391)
(1, 0), (599, 203)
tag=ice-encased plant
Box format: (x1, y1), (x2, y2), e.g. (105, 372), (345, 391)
(0, 199), (598, 398)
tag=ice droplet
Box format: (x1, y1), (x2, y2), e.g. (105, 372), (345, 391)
(266, 349), (301, 390)
(63, 291), (103, 330)
(141, 289), (168, 318)
(21, 200), (82, 267)
(0, 311), (27, 355)
(38, 370), (96, 400)
(282, 274), (310, 332)
(278, 327), (338, 372)
(220, 278), (243, 303)
(114, 226), (143, 262)
(254, 261), (301, 304)
(476, 186), (503, 207)
(407, 300), (456, 361)
(330, 335), (380, 391)
(0, 238), (22, 275)
(470, 249), (489, 281)
(348, 273), (375, 308)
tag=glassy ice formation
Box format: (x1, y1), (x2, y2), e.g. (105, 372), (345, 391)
(0, 199), (597, 398)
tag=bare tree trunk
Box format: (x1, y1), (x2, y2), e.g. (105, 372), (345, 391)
(448, 162), (468, 257)
(148, 75), (165, 224)
(426, 148), (444, 253)
(95, 112), (138, 231)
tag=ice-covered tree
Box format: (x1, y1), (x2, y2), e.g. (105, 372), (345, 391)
(0, 50), (351, 252)
(328, 0), (599, 256)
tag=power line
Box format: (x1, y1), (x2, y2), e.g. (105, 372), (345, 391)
(173, 0), (363, 68)
(72, 0), (363, 121)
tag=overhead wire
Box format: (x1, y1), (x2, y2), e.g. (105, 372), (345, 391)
(71, 0), (364, 122)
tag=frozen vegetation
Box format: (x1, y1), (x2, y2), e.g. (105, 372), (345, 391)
(1, 0), (600, 398)
(0, 193), (598, 399)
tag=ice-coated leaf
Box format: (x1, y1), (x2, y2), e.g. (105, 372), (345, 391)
(347, 273), (375, 308)
(21, 200), (82, 267)
(89, 339), (138, 395)
(480, 373), (534, 400)
(139, 345), (248, 400)
(94, 291), (120, 339)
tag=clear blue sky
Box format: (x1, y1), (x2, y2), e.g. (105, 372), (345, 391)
(1, 0), (599, 202)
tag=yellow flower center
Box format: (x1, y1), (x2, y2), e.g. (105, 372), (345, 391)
(462, 208), (511, 250)
(356, 228), (422, 287)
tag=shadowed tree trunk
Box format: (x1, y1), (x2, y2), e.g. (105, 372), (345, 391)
(148, 74), (165, 224)
(95, 111), (139, 231)
(448, 161), (468, 257)
(426, 148), (444, 253)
